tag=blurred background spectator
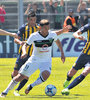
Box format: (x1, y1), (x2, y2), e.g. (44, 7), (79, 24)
(77, 0), (88, 26)
(0, 4), (6, 29)
(53, 0), (64, 29)
(42, 0), (55, 29)
(63, 9), (78, 32)
(25, 3), (43, 23)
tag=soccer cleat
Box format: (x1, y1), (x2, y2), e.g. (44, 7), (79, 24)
(0, 92), (7, 98)
(63, 80), (70, 88)
(25, 85), (33, 94)
(61, 88), (70, 95)
(14, 90), (20, 96)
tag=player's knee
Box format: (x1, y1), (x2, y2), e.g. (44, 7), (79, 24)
(14, 73), (28, 82)
(41, 70), (50, 81)
(82, 67), (90, 76)
(82, 70), (89, 76)
(12, 70), (18, 77)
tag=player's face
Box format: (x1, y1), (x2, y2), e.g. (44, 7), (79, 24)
(41, 24), (50, 35)
(28, 16), (36, 27)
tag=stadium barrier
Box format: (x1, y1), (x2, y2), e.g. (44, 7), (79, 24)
(0, 32), (87, 58)
(53, 32), (87, 57)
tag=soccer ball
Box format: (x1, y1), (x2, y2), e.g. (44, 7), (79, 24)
(45, 84), (57, 96)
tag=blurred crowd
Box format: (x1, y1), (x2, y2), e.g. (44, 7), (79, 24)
(24, 0), (90, 32)
(0, 0), (90, 31)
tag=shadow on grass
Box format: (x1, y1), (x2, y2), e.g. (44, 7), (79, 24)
(19, 94), (80, 99)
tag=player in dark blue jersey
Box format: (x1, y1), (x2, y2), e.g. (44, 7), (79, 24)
(61, 23), (90, 95)
(11, 10), (40, 96)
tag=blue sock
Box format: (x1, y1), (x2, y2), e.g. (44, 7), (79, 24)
(67, 74), (85, 89)
(16, 79), (28, 91)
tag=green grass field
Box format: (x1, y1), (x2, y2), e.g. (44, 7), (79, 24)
(0, 58), (90, 100)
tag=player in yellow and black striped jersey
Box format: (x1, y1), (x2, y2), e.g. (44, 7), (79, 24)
(61, 23), (90, 95)
(11, 11), (40, 96)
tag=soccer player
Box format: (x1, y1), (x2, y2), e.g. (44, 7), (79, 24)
(0, 29), (17, 38)
(61, 23), (90, 95)
(11, 10), (40, 96)
(0, 19), (69, 97)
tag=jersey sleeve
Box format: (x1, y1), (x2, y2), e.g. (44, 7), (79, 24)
(26, 34), (35, 45)
(17, 25), (25, 37)
(80, 24), (90, 34)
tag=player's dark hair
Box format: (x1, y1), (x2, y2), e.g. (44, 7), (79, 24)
(27, 10), (36, 18)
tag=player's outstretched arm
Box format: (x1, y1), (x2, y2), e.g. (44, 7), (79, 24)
(55, 39), (65, 63)
(73, 29), (85, 41)
(0, 29), (18, 38)
(55, 25), (72, 35)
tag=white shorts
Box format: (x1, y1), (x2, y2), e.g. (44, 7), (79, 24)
(19, 60), (51, 77)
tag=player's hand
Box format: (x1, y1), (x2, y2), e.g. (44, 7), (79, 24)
(78, 36), (85, 41)
(21, 53), (27, 59)
(20, 41), (26, 46)
(61, 53), (65, 63)
(63, 25), (72, 33)
(12, 33), (18, 38)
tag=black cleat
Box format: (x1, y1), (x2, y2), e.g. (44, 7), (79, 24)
(25, 85), (33, 94)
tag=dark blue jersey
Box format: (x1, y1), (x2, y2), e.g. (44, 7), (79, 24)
(80, 23), (90, 55)
(17, 23), (40, 56)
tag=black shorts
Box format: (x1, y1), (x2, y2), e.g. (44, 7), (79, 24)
(14, 54), (30, 70)
(73, 53), (90, 70)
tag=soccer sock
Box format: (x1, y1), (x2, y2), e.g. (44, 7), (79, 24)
(67, 74), (85, 89)
(31, 76), (45, 87)
(3, 80), (18, 94)
(67, 72), (73, 81)
(16, 79), (28, 91)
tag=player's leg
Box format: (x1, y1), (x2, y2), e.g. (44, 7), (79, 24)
(0, 59), (35, 97)
(0, 73), (27, 97)
(25, 62), (51, 94)
(12, 55), (29, 96)
(63, 53), (84, 88)
(63, 68), (77, 88)
(62, 64), (90, 95)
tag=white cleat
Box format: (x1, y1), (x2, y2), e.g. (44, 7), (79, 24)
(14, 90), (20, 96)
(0, 92), (7, 98)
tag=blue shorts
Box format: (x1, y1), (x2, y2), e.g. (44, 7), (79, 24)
(14, 54), (30, 71)
(73, 53), (90, 70)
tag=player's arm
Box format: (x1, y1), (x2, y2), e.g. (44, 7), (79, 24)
(73, 24), (89, 40)
(14, 26), (26, 45)
(14, 37), (26, 46)
(55, 25), (72, 35)
(21, 43), (29, 59)
(0, 29), (18, 38)
(73, 29), (85, 41)
(55, 39), (65, 63)
(21, 34), (34, 59)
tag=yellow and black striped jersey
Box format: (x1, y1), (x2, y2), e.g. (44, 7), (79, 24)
(80, 24), (90, 55)
(17, 23), (40, 56)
